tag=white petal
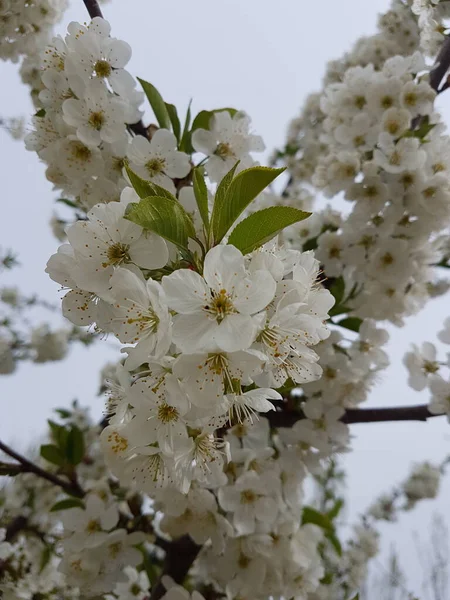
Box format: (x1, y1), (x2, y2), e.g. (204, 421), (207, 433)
(129, 233), (169, 269)
(191, 128), (216, 155)
(214, 314), (256, 352)
(162, 269), (209, 313)
(172, 313), (219, 353)
(234, 270), (276, 315)
(203, 245), (246, 293)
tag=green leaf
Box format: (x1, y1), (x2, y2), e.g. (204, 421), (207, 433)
(228, 206), (311, 255)
(39, 546), (51, 573)
(66, 425), (85, 465)
(179, 100), (192, 152)
(165, 103), (181, 142)
(47, 420), (68, 450)
(329, 277), (345, 306)
(56, 198), (78, 209)
(302, 236), (319, 251)
(137, 78), (171, 130)
(302, 506), (333, 531)
(126, 196), (196, 249)
(50, 498), (85, 512)
(40, 444), (65, 467)
(211, 166), (285, 244)
(327, 498), (344, 520)
(125, 164), (177, 201)
(328, 304), (351, 318)
(192, 168), (209, 229)
(335, 317), (362, 332)
(55, 408), (71, 419)
(34, 108), (46, 118)
(326, 531), (342, 556)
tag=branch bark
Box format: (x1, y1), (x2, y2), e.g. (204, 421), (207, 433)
(430, 35), (450, 92)
(267, 403), (437, 428)
(0, 440), (85, 498)
(81, 0), (149, 138)
(150, 535), (201, 600)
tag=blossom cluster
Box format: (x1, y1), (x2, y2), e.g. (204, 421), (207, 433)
(25, 17), (144, 212)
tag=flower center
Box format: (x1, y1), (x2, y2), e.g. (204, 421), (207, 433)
(104, 242), (130, 267)
(145, 157), (166, 177)
(205, 352), (228, 375)
(389, 150), (401, 166)
(107, 431), (129, 454)
(94, 59), (112, 78)
(158, 403), (179, 423)
(71, 141), (92, 162)
(88, 110), (105, 130)
(206, 289), (235, 322)
(423, 360), (439, 374)
(131, 584), (142, 596)
(108, 541), (122, 558)
(127, 307), (160, 334)
(86, 519), (101, 534)
(240, 489), (257, 504)
(215, 142), (234, 158)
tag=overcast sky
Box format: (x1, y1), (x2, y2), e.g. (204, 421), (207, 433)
(1, 0), (450, 594)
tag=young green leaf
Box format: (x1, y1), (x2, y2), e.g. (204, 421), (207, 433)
(125, 164), (177, 201)
(211, 166), (285, 244)
(179, 100), (192, 152)
(192, 168), (209, 229)
(329, 276), (345, 306)
(301, 506), (333, 531)
(126, 196), (196, 249)
(335, 317), (363, 332)
(228, 206), (311, 255)
(40, 444), (65, 467)
(66, 425), (85, 465)
(137, 77), (171, 130)
(50, 498), (85, 512)
(165, 103), (181, 142)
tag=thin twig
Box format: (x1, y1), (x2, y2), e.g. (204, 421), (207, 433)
(0, 440), (85, 498)
(81, 0), (148, 138)
(267, 403), (437, 428)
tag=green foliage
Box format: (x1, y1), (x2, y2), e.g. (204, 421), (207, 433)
(40, 444), (65, 467)
(34, 108), (46, 118)
(126, 196), (196, 250)
(329, 277), (345, 306)
(56, 198), (78, 209)
(42, 420), (85, 467)
(192, 168), (209, 229)
(210, 165), (285, 244)
(137, 78), (171, 130)
(179, 101), (193, 152)
(165, 103), (181, 142)
(66, 425), (85, 466)
(125, 164), (177, 200)
(50, 498), (85, 512)
(335, 317), (363, 332)
(228, 206), (311, 255)
(302, 506), (342, 556)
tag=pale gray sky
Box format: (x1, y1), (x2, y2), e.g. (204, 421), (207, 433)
(1, 0), (449, 594)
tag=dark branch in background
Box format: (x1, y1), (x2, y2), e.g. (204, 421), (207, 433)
(0, 440), (84, 498)
(81, 0), (148, 138)
(267, 404), (437, 428)
(150, 536), (201, 600)
(430, 35), (450, 92)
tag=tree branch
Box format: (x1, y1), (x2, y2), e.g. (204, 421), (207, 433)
(0, 440), (85, 498)
(81, 0), (149, 139)
(266, 404), (438, 428)
(430, 35), (450, 92)
(150, 535), (201, 600)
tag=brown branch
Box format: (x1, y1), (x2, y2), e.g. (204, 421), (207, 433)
(81, 0), (148, 139)
(0, 440), (85, 498)
(266, 404), (437, 428)
(150, 535), (201, 600)
(430, 35), (450, 92)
